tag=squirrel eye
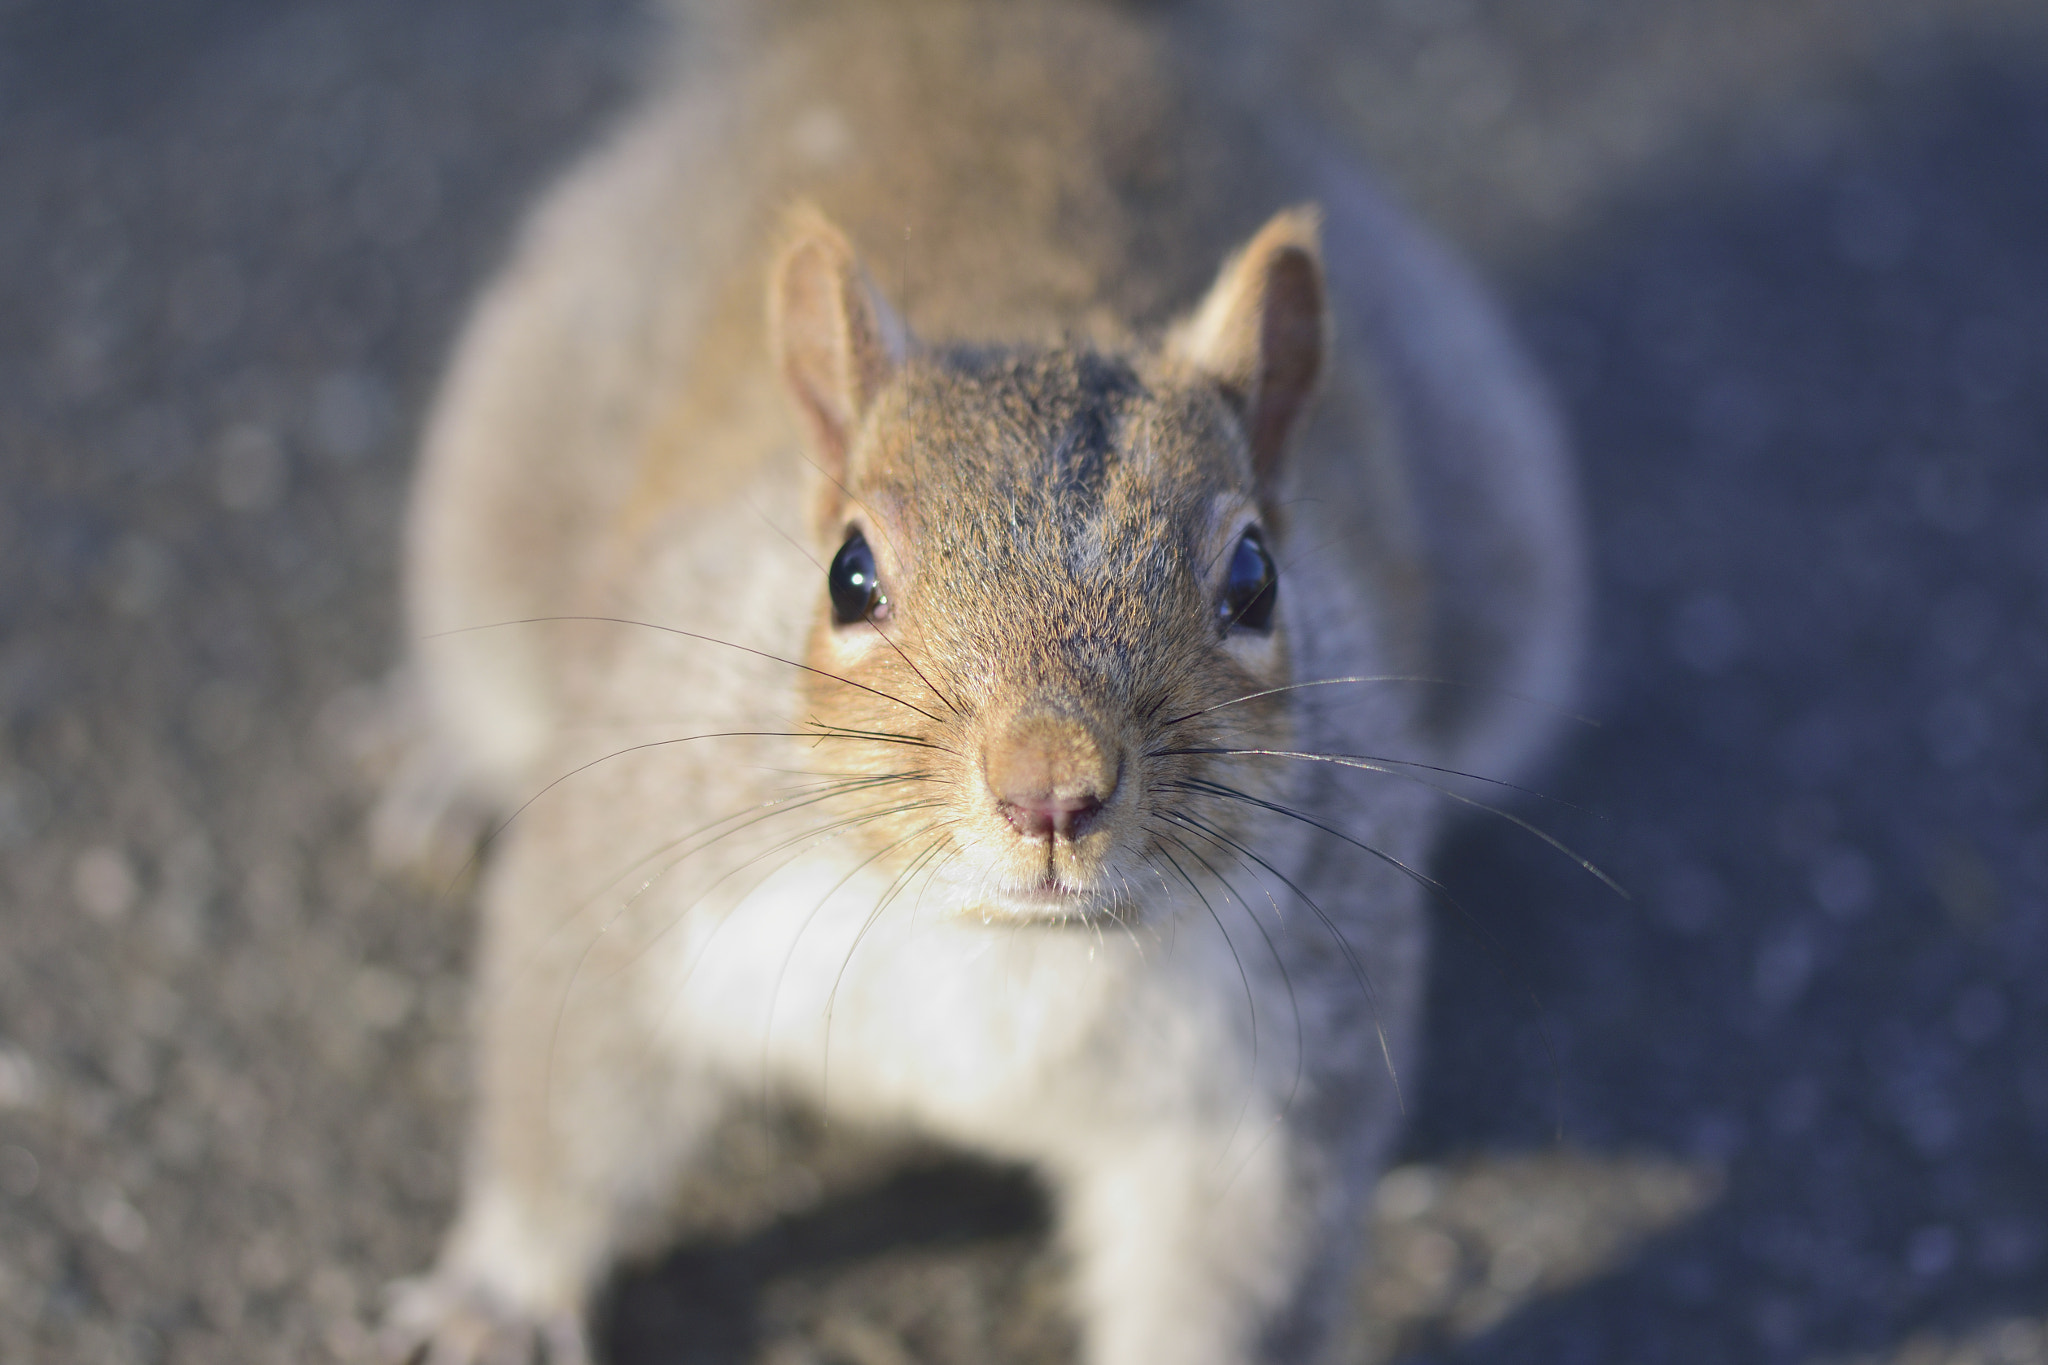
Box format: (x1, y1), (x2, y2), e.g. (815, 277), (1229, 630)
(828, 530), (887, 626)
(1218, 528), (1278, 634)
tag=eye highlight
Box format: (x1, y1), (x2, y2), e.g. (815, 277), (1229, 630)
(828, 530), (887, 625)
(1218, 527), (1278, 633)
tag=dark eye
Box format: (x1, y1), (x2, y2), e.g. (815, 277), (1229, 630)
(1218, 528), (1277, 633)
(828, 530), (887, 625)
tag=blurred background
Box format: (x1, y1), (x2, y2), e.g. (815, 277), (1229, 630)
(2, 1), (2047, 1361)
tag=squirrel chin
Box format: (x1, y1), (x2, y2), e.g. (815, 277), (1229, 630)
(973, 879), (1131, 925)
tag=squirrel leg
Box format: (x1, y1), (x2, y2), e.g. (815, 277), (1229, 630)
(381, 852), (729, 1364)
(359, 663), (500, 888)
(1053, 1123), (1368, 1365)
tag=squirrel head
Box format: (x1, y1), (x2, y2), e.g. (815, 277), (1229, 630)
(769, 204), (1328, 923)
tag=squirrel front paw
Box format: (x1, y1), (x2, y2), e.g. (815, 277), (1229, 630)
(377, 1274), (591, 1365)
(366, 738), (496, 890)
(343, 666), (496, 889)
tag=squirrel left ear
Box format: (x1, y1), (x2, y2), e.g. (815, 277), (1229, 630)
(768, 204), (908, 483)
(1170, 206), (1328, 492)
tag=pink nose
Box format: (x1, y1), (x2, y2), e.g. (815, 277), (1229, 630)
(983, 706), (1120, 844)
(999, 791), (1106, 841)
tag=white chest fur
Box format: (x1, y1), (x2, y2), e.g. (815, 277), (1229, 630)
(632, 850), (1287, 1165)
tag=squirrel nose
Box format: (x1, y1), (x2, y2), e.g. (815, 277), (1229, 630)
(1000, 791), (1105, 841)
(984, 707), (1120, 843)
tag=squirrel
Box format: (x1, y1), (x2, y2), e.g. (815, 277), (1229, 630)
(372, 1), (1586, 1362)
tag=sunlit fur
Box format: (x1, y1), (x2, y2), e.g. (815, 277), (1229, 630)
(375, 4), (1585, 1364)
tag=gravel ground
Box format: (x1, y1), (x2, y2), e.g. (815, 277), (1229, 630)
(2, 2), (2047, 1363)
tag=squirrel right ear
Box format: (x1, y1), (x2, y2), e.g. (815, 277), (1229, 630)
(1170, 207), (1328, 494)
(768, 206), (907, 482)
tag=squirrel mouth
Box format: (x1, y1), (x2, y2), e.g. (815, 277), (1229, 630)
(981, 873), (1118, 922)
(1021, 873), (1079, 903)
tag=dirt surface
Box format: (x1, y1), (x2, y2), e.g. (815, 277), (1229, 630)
(3, 2), (2048, 1362)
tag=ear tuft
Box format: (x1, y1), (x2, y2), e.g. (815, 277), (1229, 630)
(768, 204), (906, 478)
(1171, 206), (1329, 489)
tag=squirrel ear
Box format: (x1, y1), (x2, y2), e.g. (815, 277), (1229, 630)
(1170, 206), (1328, 490)
(768, 205), (908, 480)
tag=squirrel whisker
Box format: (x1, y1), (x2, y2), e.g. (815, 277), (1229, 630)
(431, 615), (950, 726)
(1169, 750), (1626, 899)
(1148, 826), (1307, 1130)
(1148, 831), (1296, 1171)
(822, 826), (959, 1109)
(762, 820), (954, 1103)
(1158, 674), (1599, 730)
(1162, 782), (1568, 1137)
(519, 768), (931, 975)
(1153, 806), (1404, 1112)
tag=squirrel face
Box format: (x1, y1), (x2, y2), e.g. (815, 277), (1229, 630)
(773, 206), (1326, 923)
